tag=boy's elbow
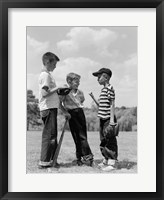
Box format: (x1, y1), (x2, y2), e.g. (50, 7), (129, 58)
(81, 96), (85, 102)
(42, 94), (47, 98)
(42, 91), (49, 97)
(81, 98), (85, 103)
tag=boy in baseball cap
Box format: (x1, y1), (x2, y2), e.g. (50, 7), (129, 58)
(92, 68), (118, 171)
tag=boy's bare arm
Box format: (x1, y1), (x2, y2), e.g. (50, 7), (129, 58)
(79, 91), (85, 103)
(109, 100), (116, 126)
(41, 86), (60, 97)
(59, 98), (71, 119)
(42, 85), (69, 97)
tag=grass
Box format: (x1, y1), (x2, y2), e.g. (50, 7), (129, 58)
(27, 131), (137, 174)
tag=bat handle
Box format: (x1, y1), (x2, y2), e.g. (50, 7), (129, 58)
(52, 119), (68, 167)
(89, 92), (99, 107)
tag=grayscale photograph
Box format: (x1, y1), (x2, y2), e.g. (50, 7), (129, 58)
(27, 26), (137, 174)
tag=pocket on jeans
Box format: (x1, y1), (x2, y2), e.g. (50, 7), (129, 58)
(40, 109), (50, 118)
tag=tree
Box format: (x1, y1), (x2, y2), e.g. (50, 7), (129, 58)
(117, 107), (137, 131)
(27, 90), (41, 130)
(84, 108), (99, 131)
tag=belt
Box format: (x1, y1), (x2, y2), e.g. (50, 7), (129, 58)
(68, 108), (82, 112)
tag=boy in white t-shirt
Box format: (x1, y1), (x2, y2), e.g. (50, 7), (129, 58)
(38, 52), (69, 168)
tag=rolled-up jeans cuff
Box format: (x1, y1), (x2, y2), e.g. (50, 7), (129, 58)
(83, 154), (94, 161)
(38, 161), (51, 167)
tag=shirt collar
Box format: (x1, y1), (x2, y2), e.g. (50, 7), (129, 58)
(41, 69), (50, 74)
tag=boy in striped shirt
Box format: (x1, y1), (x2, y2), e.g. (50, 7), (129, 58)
(92, 68), (118, 171)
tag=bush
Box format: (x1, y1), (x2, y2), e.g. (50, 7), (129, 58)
(27, 90), (137, 132)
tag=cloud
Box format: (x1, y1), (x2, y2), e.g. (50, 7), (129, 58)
(27, 35), (49, 54)
(124, 53), (137, 67)
(57, 27), (117, 57)
(109, 53), (137, 106)
(116, 75), (137, 92)
(53, 57), (101, 84)
(27, 54), (137, 107)
(27, 57), (102, 107)
(123, 53), (137, 81)
(27, 36), (50, 73)
(53, 57), (103, 107)
(111, 53), (137, 81)
(27, 27), (137, 107)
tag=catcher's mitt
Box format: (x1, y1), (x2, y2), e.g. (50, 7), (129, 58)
(103, 120), (119, 138)
(57, 88), (71, 96)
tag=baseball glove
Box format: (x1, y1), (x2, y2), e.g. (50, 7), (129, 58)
(57, 88), (71, 96)
(103, 119), (119, 138)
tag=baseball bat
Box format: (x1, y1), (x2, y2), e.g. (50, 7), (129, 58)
(89, 92), (99, 106)
(52, 119), (68, 167)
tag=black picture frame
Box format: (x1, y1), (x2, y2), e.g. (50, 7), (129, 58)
(0, 0), (163, 199)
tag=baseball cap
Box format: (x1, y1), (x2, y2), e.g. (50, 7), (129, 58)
(92, 68), (112, 78)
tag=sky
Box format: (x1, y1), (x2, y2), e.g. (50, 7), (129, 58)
(27, 26), (137, 108)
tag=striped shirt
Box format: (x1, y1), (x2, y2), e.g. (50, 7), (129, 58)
(98, 84), (115, 119)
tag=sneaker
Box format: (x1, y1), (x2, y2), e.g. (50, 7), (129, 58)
(107, 159), (116, 166)
(49, 160), (60, 168)
(90, 160), (97, 168)
(52, 162), (60, 168)
(98, 158), (108, 167)
(98, 162), (105, 168)
(87, 159), (96, 167)
(38, 165), (51, 169)
(77, 160), (83, 166)
(38, 161), (51, 169)
(102, 165), (114, 171)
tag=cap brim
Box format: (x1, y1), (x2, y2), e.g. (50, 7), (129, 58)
(92, 72), (101, 76)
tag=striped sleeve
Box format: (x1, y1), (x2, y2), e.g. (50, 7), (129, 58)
(107, 85), (115, 100)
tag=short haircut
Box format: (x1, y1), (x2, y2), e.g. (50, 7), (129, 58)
(66, 72), (81, 83)
(42, 52), (60, 65)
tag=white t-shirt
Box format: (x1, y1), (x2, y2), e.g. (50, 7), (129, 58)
(38, 71), (59, 111)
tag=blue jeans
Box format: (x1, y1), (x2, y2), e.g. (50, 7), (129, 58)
(99, 118), (118, 160)
(68, 108), (93, 161)
(40, 108), (58, 163)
